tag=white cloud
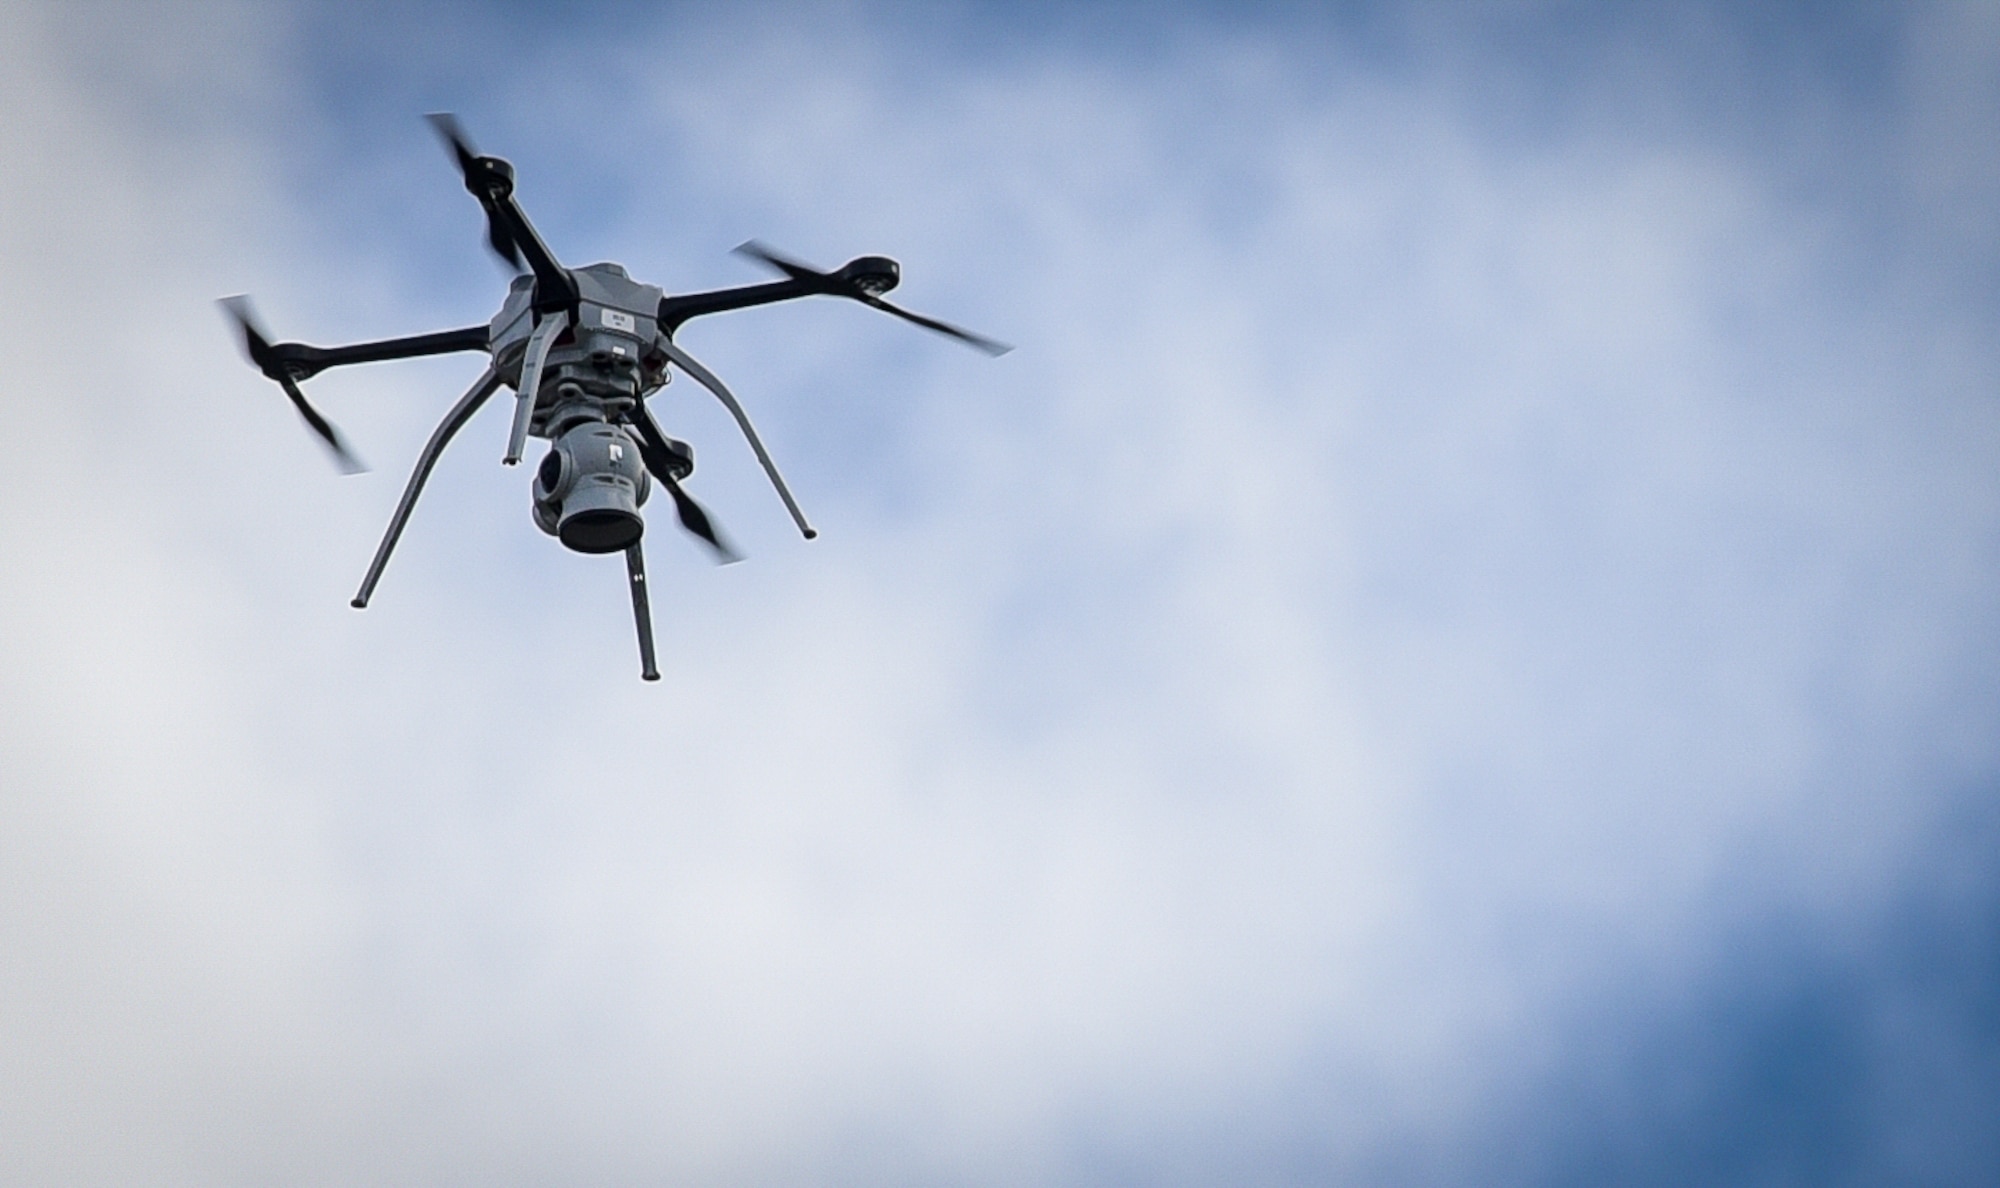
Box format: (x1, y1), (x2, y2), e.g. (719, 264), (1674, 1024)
(3, 4), (1997, 1184)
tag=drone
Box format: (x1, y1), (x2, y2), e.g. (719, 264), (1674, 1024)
(223, 114), (1006, 680)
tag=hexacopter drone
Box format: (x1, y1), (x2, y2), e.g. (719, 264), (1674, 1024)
(224, 115), (1005, 680)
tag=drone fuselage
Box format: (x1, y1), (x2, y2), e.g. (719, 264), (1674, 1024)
(490, 263), (669, 554)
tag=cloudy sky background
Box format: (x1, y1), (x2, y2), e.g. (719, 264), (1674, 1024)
(4, 1), (1999, 1183)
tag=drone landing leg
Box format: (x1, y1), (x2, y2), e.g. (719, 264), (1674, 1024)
(504, 310), (567, 465)
(654, 335), (817, 541)
(352, 366), (502, 609)
(625, 541), (660, 681)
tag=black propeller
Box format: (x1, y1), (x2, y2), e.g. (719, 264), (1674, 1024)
(628, 408), (739, 564)
(734, 241), (1012, 356)
(425, 113), (524, 271)
(219, 296), (364, 473)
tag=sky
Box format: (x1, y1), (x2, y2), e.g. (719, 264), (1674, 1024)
(2, 2), (1998, 1184)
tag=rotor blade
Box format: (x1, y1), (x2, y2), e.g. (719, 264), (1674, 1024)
(627, 404), (739, 563)
(220, 297), (365, 472)
(733, 243), (1011, 354)
(425, 111), (480, 175)
(219, 294), (276, 371)
(277, 372), (365, 473)
(663, 476), (740, 564)
(855, 291), (1013, 356)
(485, 217), (523, 269)
(425, 112), (524, 270)
(653, 335), (818, 541)
(733, 239), (829, 285)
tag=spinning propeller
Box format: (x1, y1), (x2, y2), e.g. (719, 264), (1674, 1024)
(425, 113), (523, 270)
(630, 404), (739, 564)
(426, 113), (577, 309)
(734, 240), (1012, 356)
(219, 295), (364, 473)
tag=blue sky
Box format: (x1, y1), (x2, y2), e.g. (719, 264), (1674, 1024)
(3, 2), (1998, 1184)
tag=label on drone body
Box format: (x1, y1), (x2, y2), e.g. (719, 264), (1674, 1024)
(599, 308), (637, 333)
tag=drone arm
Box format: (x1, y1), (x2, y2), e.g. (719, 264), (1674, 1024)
(492, 198), (578, 312)
(655, 279), (824, 330)
(653, 335), (817, 541)
(351, 365), (504, 609)
(660, 277), (1011, 355)
(266, 326), (492, 381)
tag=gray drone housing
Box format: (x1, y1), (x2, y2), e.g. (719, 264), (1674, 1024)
(491, 263), (667, 552)
(489, 263), (667, 430)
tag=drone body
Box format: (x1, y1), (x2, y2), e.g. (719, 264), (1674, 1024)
(224, 116), (1004, 680)
(493, 263), (675, 555)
